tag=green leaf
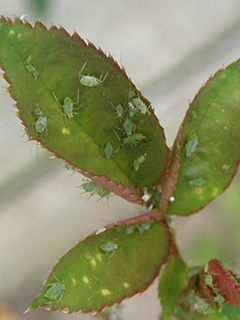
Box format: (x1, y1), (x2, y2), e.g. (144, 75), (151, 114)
(27, 213), (170, 313)
(159, 256), (187, 320)
(163, 61), (240, 215)
(206, 259), (240, 307)
(0, 17), (169, 204)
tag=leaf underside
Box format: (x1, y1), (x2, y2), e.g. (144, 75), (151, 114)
(164, 61), (240, 215)
(28, 213), (170, 314)
(0, 17), (169, 203)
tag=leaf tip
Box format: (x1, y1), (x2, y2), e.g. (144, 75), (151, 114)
(24, 304), (34, 314)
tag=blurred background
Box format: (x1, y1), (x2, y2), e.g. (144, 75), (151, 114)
(1, 0), (240, 319)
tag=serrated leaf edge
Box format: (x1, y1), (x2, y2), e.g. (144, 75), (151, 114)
(165, 63), (240, 215)
(28, 211), (171, 314)
(0, 16), (170, 204)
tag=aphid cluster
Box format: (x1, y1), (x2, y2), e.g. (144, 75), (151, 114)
(61, 63), (149, 169)
(204, 271), (226, 310)
(116, 220), (155, 235)
(33, 106), (48, 134)
(103, 88), (149, 165)
(128, 89), (149, 116)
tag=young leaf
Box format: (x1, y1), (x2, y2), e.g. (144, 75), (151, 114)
(206, 259), (240, 307)
(27, 213), (170, 314)
(162, 61), (240, 215)
(159, 255), (187, 320)
(0, 17), (169, 204)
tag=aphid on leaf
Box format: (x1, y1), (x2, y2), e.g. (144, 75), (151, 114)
(43, 282), (65, 301)
(214, 294), (225, 310)
(185, 131), (198, 157)
(35, 116), (47, 134)
(25, 62), (39, 80)
(123, 118), (135, 136)
(137, 221), (152, 233)
(33, 106), (43, 117)
(129, 89), (136, 99)
(81, 181), (110, 198)
(100, 241), (118, 253)
(115, 104), (124, 118)
(52, 90), (80, 119)
(79, 62), (108, 87)
(104, 142), (114, 159)
(125, 225), (136, 234)
(128, 101), (138, 118)
(133, 97), (149, 115)
(129, 108), (138, 117)
(205, 273), (213, 288)
(123, 133), (146, 147)
(133, 155), (146, 171)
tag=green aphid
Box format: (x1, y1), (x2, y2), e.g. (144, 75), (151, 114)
(137, 222), (152, 233)
(35, 116), (47, 134)
(125, 225), (136, 234)
(43, 282), (65, 301)
(62, 97), (75, 118)
(82, 181), (97, 193)
(129, 89), (136, 99)
(115, 104), (124, 118)
(104, 142), (114, 159)
(97, 187), (111, 198)
(79, 62), (108, 87)
(123, 118), (135, 136)
(133, 155), (146, 171)
(129, 107), (138, 117)
(205, 273), (213, 288)
(214, 294), (225, 309)
(80, 75), (101, 87)
(133, 97), (148, 115)
(185, 132), (198, 157)
(33, 107), (43, 117)
(25, 63), (39, 80)
(52, 91), (80, 119)
(100, 241), (118, 253)
(82, 181), (110, 198)
(123, 133), (146, 147)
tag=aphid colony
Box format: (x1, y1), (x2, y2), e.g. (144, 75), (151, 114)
(104, 88), (149, 170)
(32, 63), (149, 172)
(203, 270), (225, 310)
